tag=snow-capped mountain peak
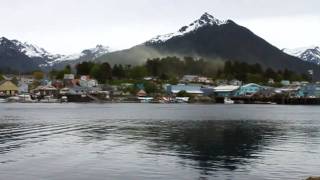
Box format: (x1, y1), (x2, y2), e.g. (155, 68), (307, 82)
(0, 36), (112, 68)
(284, 46), (320, 65)
(82, 44), (111, 58)
(43, 44), (112, 67)
(12, 40), (52, 58)
(148, 12), (228, 43)
(0, 37), (8, 43)
(199, 12), (226, 25)
(0, 37), (18, 48)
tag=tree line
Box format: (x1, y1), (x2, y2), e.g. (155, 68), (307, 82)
(221, 61), (310, 84)
(48, 57), (310, 85)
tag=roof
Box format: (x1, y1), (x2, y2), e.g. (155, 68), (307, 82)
(214, 85), (239, 92)
(137, 89), (147, 96)
(169, 85), (203, 94)
(241, 83), (262, 88)
(0, 80), (19, 91)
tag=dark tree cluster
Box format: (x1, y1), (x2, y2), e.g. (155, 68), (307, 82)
(222, 61), (310, 83)
(50, 56), (310, 85)
(145, 56), (221, 79)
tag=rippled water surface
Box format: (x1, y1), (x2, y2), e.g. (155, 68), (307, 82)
(0, 103), (320, 180)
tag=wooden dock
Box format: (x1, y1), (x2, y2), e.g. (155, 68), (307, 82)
(215, 97), (320, 105)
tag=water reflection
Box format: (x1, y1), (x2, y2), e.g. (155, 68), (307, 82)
(80, 120), (283, 173)
(1, 104), (320, 180)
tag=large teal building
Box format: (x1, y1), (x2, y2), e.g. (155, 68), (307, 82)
(235, 83), (264, 96)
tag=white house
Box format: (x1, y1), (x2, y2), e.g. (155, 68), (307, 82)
(18, 82), (29, 93)
(214, 85), (240, 97)
(167, 84), (204, 95)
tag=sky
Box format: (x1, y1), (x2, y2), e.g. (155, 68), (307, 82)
(0, 0), (319, 54)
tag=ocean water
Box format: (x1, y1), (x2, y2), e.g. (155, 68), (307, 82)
(0, 103), (319, 180)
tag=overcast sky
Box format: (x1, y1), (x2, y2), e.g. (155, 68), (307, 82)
(0, 0), (319, 54)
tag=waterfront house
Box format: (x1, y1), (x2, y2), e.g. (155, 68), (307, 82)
(181, 75), (213, 84)
(298, 84), (320, 98)
(137, 89), (147, 97)
(68, 86), (100, 95)
(281, 80), (290, 86)
(80, 76), (98, 87)
(275, 85), (301, 97)
(64, 74), (75, 87)
(18, 82), (29, 93)
(19, 75), (35, 85)
(167, 84), (203, 95)
(79, 77), (98, 88)
(235, 83), (264, 97)
(33, 85), (59, 97)
(0, 80), (19, 96)
(214, 85), (239, 97)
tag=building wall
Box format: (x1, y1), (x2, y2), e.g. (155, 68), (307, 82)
(215, 91), (233, 97)
(166, 85), (203, 95)
(235, 84), (263, 96)
(298, 84), (320, 97)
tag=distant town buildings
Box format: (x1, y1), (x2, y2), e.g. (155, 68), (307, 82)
(1, 71), (320, 104)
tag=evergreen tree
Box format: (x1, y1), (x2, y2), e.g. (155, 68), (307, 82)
(76, 62), (94, 75)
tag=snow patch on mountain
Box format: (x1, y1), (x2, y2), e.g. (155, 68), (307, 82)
(0, 37), (112, 67)
(284, 46), (320, 65)
(12, 40), (51, 58)
(43, 45), (111, 66)
(148, 12), (228, 43)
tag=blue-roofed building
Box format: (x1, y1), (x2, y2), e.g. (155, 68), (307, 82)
(235, 83), (264, 97)
(298, 84), (320, 98)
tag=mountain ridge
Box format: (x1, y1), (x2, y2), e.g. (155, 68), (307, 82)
(283, 46), (320, 65)
(0, 37), (111, 72)
(1, 13), (320, 79)
(96, 13), (320, 78)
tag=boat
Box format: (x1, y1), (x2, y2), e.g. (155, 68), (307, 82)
(137, 97), (154, 103)
(18, 94), (36, 103)
(224, 97), (234, 104)
(61, 96), (68, 103)
(175, 97), (190, 103)
(39, 96), (60, 103)
(7, 96), (20, 102)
